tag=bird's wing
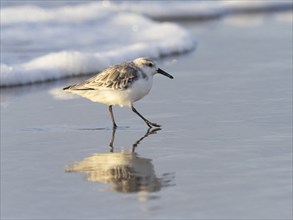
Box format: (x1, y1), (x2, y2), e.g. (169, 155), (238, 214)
(65, 62), (139, 90)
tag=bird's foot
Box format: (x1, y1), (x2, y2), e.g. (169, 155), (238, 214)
(146, 121), (161, 128)
(147, 127), (161, 135)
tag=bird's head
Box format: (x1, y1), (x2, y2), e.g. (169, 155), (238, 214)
(133, 57), (174, 79)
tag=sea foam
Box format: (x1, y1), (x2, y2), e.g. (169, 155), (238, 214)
(1, 1), (291, 87)
(1, 3), (195, 86)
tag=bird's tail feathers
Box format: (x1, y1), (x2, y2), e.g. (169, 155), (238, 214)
(63, 84), (95, 91)
(63, 85), (72, 91)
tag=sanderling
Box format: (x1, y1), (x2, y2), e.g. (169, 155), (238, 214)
(63, 57), (173, 128)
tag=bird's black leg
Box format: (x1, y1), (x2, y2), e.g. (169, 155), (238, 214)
(131, 105), (161, 128)
(108, 105), (117, 129)
(109, 127), (117, 152)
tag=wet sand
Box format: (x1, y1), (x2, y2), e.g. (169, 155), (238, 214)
(1, 12), (292, 219)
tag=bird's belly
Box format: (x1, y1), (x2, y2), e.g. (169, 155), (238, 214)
(68, 79), (152, 107)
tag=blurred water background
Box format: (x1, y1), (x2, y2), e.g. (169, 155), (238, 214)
(1, 1), (292, 219)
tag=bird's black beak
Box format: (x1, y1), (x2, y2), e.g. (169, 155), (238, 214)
(157, 68), (174, 79)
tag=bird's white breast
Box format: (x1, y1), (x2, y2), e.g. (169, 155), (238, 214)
(125, 77), (153, 104)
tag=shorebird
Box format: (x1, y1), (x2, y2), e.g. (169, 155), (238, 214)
(63, 57), (173, 128)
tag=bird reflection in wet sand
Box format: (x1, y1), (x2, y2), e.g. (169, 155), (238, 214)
(65, 128), (174, 198)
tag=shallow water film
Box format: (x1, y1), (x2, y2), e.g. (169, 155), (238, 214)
(1, 2), (292, 220)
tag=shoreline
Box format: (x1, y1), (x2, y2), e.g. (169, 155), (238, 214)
(1, 10), (292, 219)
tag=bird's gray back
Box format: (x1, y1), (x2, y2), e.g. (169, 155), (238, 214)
(66, 62), (141, 90)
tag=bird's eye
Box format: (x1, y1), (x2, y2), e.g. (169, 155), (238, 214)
(147, 63), (153, 67)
